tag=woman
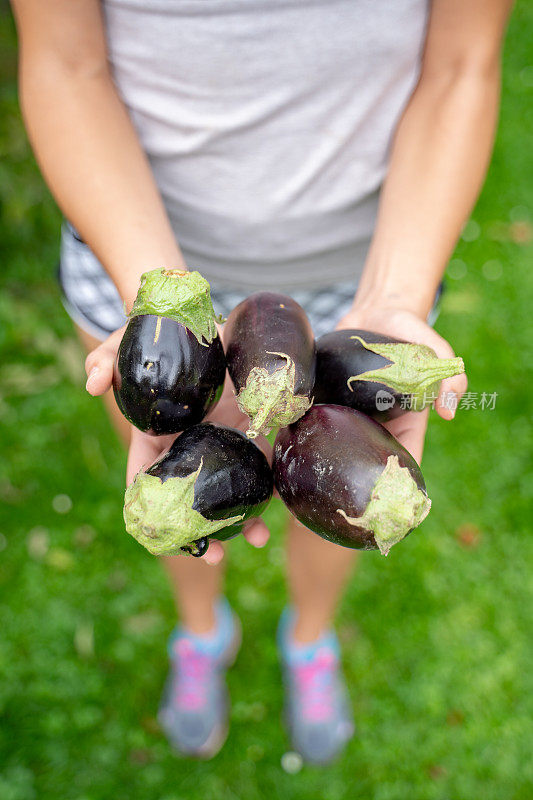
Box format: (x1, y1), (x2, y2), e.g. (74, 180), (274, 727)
(12, 0), (510, 763)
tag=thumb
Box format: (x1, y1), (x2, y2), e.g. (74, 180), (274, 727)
(85, 326), (126, 396)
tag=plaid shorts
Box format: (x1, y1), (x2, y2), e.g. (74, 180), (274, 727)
(58, 222), (360, 341)
(59, 222), (441, 340)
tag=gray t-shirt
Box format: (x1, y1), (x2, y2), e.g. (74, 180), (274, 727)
(103, 0), (429, 290)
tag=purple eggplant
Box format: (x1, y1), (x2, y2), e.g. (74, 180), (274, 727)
(273, 404), (431, 555)
(314, 329), (465, 421)
(224, 292), (316, 438)
(113, 269), (226, 434)
(124, 422), (273, 556)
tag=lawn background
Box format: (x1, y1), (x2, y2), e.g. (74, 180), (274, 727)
(0, 3), (532, 799)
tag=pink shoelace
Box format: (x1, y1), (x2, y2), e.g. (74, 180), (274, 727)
(173, 638), (214, 711)
(293, 648), (337, 722)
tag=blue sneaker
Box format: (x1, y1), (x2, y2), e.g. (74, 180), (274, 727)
(277, 608), (354, 764)
(158, 599), (241, 758)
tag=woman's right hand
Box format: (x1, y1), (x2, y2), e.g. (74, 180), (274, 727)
(84, 326), (271, 565)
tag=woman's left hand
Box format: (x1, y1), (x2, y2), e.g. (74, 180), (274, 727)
(335, 306), (468, 464)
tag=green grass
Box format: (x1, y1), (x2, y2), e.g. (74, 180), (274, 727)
(1, 3), (532, 799)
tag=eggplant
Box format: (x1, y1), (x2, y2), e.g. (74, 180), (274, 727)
(314, 329), (465, 421)
(113, 269), (226, 434)
(273, 404), (431, 555)
(124, 422), (273, 556)
(224, 292), (316, 438)
(113, 315), (226, 434)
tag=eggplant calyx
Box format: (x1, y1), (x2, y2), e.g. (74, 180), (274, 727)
(336, 455), (431, 556)
(347, 336), (465, 410)
(128, 268), (219, 345)
(236, 352), (312, 438)
(123, 459), (244, 555)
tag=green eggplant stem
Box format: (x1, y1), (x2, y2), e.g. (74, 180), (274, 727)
(337, 455), (431, 555)
(236, 352), (312, 438)
(128, 268), (220, 345)
(123, 459), (244, 555)
(347, 336), (465, 410)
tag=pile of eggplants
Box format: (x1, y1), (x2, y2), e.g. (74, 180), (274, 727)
(113, 272), (465, 557)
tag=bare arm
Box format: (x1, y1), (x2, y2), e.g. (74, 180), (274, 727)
(353, 0), (513, 319)
(11, 0), (263, 564)
(339, 0), (513, 458)
(11, 0), (183, 309)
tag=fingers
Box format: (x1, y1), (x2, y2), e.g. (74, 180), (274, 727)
(203, 540), (225, 566)
(423, 328), (468, 421)
(381, 315), (468, 423)
(85, 326), (125, 396)
(434, 365), (468, 421)
(385, 409), (429, 465)
(391, 318), (467, 421)
(242, 517), (270, 548)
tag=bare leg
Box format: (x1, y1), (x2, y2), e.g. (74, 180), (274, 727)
(285, 408), (429, 645)
(76, 324), (224, 634)
(286, 515), (358, 644)
(162, 555), (223, 634)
